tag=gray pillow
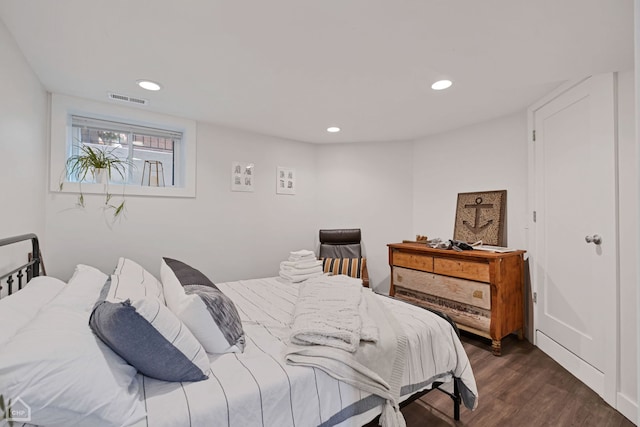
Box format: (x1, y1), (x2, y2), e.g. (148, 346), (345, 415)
(163, 257), (217, 289)
(89, 298), (210, 382)
(184, 284), (246, 352)
(161, 258), (245, 354)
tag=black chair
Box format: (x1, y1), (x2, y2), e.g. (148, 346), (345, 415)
(318, 229), (370, 287)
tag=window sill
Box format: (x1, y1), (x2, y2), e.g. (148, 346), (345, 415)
(56, 182), (195, 198)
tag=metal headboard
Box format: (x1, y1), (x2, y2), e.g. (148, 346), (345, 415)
(0, 233), (41, 298)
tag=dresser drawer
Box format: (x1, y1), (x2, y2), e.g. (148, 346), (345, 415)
(392, 266), (491, 310)
(392, 251), (433, 272)
(394, 290), (491, 333)
(433, 258), (490, 282)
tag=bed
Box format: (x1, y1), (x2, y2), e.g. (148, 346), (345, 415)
(0, 234), (477, 427)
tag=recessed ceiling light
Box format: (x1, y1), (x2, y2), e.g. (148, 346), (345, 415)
(137, 80), (162, 91)
(327, 126), (341, 133)
(431, 80), (453, 90)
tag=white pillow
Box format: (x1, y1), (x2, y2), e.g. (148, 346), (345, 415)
(61, 264), (109, 311)
(0, 276), (66, 346)
(159, 258), (186, 310)
(160, 258), (245, 354)
(0, 265), (145, 426)
(113, 257), (165, 304)
(106, 274), (159, 302)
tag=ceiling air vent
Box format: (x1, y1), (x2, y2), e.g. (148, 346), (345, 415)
(107, 92), (149, 106)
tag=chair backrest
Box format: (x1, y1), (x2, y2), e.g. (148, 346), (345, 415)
(319, 229), (362, 259)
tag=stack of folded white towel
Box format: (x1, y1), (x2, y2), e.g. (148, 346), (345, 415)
(279, 249), (324, 283)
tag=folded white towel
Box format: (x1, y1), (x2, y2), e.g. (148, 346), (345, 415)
(280, 265), (324, 275)
(279, 270), (325, 283)
(289, 255), (316, 263)
(289, 251), (317, 262)
(280, 260), (323, 269)
(290, 249), (315, 258)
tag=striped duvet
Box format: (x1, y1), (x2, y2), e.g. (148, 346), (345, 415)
(133, 277), (477, 427)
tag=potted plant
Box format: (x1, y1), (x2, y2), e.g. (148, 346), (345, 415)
(59, 144), (133, 219)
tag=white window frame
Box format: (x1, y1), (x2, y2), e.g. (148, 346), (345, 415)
(50, 93), (196, 198)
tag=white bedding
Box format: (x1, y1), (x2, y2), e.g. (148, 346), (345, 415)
(137, 277), (477, 427)
(0, 276), (66, 346)
(0, 266), (144, 427)
(0, 274), (477, 427)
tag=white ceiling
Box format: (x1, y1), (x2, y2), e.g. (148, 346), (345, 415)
(0, 0), (634, 144)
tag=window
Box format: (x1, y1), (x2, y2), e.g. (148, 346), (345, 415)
(50, 93), (196, 198)
(70, 116), (181, 186)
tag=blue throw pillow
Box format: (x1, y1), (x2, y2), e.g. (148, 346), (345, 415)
(89, 298), (209, 382)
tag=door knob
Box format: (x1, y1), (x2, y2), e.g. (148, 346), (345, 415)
(585, 234), (602, 245)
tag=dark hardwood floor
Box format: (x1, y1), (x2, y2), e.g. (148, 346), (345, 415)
(398, 333), (634, 427)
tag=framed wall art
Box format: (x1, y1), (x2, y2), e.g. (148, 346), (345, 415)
(276, 167), (295, 195)
(231, 161), (254, 192)
(453, 190), (507, 246)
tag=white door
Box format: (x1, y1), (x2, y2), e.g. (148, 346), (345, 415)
(530, 74), (617, 403)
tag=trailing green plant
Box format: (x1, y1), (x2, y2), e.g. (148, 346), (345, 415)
(59, 144), (134, 220)
(65, 144), (129, 183)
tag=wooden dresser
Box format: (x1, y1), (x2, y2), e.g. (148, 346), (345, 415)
(388, 243), (526, 355)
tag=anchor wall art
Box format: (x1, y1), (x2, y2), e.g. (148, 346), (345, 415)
(453, 190), (507, 246)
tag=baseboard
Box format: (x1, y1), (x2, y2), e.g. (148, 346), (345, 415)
(616, 392), (637, 425)
(536, 330), (605, 398)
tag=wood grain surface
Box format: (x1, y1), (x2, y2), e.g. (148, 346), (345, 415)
(366, 334), (634, 427)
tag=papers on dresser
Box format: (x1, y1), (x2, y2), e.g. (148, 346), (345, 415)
(472, 245), (517, 253)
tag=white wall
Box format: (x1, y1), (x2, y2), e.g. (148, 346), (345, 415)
(44, 122), (318, 282)
(618, 70), (639, 414)
(411, 112), (532, 338)
(412, 112), (529, 250)
(313, 115), (528, 295)
(0, 19), (47, 274)
(315, 141), (414, 294)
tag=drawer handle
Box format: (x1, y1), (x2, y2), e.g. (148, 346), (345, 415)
(472, 290), (483, 299)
